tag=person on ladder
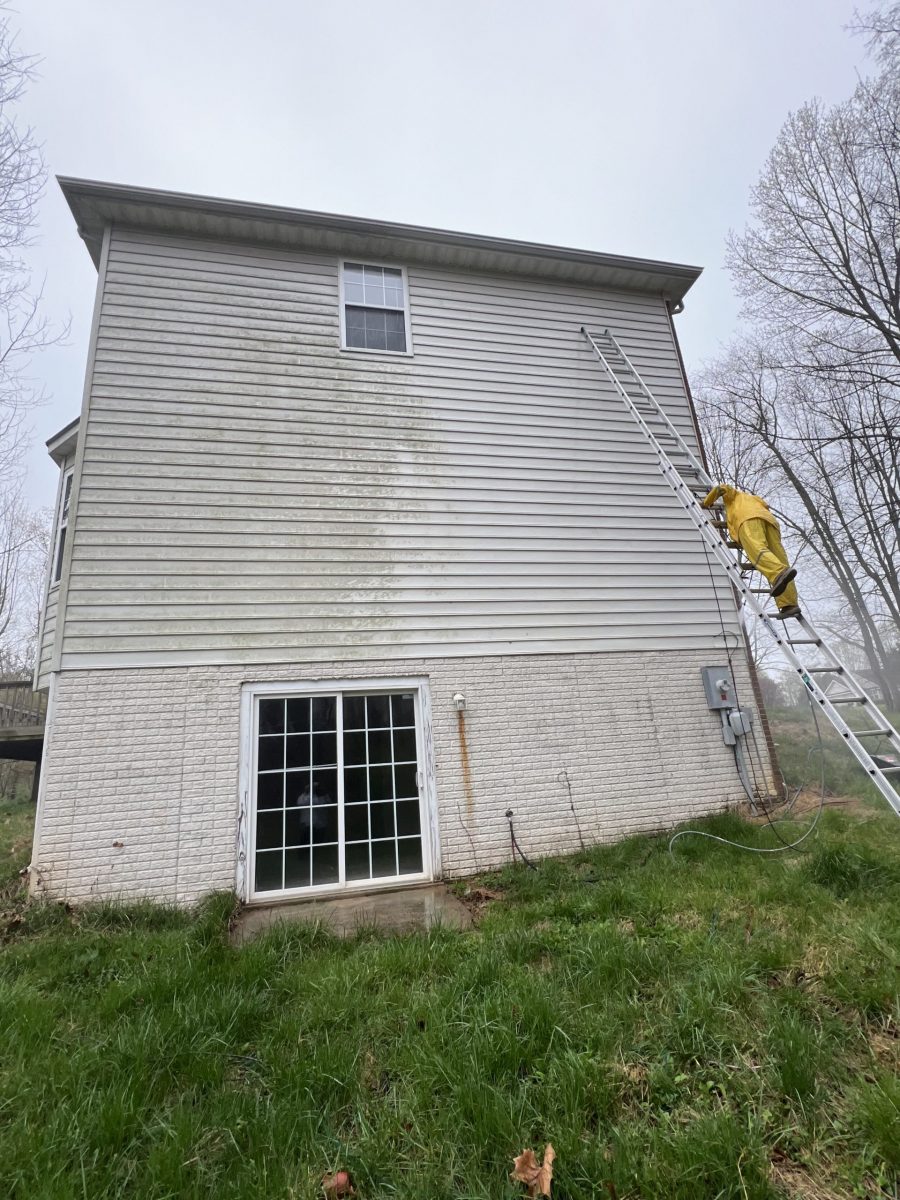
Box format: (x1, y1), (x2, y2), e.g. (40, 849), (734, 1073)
(701, 484), (801, 620)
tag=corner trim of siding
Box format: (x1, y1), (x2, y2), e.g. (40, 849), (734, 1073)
(52, 224), (112, 673)
(27, 671), (58, 892)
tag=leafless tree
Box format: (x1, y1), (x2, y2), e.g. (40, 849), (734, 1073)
(0, 495), (49, 676)
(699, 7), (900, 705)
(0, 11), (60, 671)
(726, 73), (900, 374)
(696, 342), (900, 706)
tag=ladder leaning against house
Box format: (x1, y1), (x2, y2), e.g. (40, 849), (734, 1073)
(581, 327), (900, 819)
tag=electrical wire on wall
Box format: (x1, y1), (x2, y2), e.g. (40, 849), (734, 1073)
(670, 686), (826, 856)
(669, 538), (827, 858)
(558, 768), (586, 851)
(700, 537), (779, 805)
(505, 809), (537, 870)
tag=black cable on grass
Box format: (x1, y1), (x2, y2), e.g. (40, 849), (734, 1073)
(505, 809), (537, 870)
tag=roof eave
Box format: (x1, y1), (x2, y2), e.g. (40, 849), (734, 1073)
(47, 416), (80, 465)
(58, 177), (702, 303)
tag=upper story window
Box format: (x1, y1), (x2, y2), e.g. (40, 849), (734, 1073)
(51, 468), (74, 585)
(340, 262), (412, 354)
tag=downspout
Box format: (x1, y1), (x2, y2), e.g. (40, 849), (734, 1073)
(664, 299), (784, 799)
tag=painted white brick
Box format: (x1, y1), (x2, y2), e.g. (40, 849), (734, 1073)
(32, 649), (769, 904)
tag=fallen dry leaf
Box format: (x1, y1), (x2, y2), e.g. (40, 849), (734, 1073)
(511, 1144), (555, 1197)
(322, 1168), (355, 1197)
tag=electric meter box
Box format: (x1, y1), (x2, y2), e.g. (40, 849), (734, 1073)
(700, 666), (736, 710)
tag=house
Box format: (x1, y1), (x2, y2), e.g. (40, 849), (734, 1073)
(30, 178), (771, 906)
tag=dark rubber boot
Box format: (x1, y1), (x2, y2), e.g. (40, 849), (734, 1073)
(770, 567), (797, 598)
(770, 605), (803, 621)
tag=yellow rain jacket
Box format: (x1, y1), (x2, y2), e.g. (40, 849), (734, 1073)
(701, 484), (778, 542)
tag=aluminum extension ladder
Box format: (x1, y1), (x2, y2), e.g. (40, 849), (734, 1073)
(581, 326), (900, 818)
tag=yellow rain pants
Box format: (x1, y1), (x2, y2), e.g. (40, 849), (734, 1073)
(738, 519), (798, 610)
(702, 484), (799, 610)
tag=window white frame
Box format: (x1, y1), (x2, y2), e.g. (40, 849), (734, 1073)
(51, 467), (74, 587)
(338, 260), (414, 356)
(236, 677), (439, 903)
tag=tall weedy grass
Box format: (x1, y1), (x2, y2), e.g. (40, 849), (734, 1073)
(1, 760), (898, 1197)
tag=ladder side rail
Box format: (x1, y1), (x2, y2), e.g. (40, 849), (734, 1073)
(582, 328), (783, 607)
(781, 679), (900, 814)
(581, 328), (713, 486)
(766, 618), (900, 751)
(580, 328), (900, 817)
(653, 422), (900, 813)
(586, 348), (716, 506)
(661, 455), (900, 814)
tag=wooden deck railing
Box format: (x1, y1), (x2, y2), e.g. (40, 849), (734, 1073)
(0, 679), (47, 730)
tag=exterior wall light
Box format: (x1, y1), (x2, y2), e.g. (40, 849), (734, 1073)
(452, 693), (467, 712)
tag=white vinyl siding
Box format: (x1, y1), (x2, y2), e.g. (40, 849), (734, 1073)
(35, 455), (75, 688)
(35, 591), (59, 688)
(59, 228), (736, 668)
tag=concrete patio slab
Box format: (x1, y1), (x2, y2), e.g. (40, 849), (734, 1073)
(232, 883), (472, 944)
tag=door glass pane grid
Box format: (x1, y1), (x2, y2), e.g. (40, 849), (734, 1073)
(253, 690), (423, 895)
(254, 695), (340, 893)
(343, 691), (422, 883)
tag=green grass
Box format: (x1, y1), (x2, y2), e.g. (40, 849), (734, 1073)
(1, 750), (898, 1198)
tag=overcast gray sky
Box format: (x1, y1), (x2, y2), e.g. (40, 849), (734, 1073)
(17, 0), (871, 510)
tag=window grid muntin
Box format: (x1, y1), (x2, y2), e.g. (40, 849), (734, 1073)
(343, 263), (404, 310)
(341, 261), (410, 354)
(252, 689), (423, 895)
(255, 695), (340, 891)
(343, 691), (420, 882)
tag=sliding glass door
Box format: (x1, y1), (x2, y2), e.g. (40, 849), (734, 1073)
(249, 686), (428, 899)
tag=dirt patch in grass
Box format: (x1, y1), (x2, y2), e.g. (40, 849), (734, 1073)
(770, 1155), (853, 1200)
(455, 882), (505, 921)
(867, 1022), (899, 1068)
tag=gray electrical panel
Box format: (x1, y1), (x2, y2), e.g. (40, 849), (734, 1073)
(701, 666), (736, 710)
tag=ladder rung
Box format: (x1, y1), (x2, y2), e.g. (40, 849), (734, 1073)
(584, 325), (900, 821)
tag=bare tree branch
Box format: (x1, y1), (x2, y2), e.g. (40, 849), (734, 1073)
(849, 1), (900, 67)
(0, 9), (63, 669)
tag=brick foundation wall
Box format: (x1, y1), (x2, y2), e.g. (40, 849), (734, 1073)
(31, 649), (767, 904)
